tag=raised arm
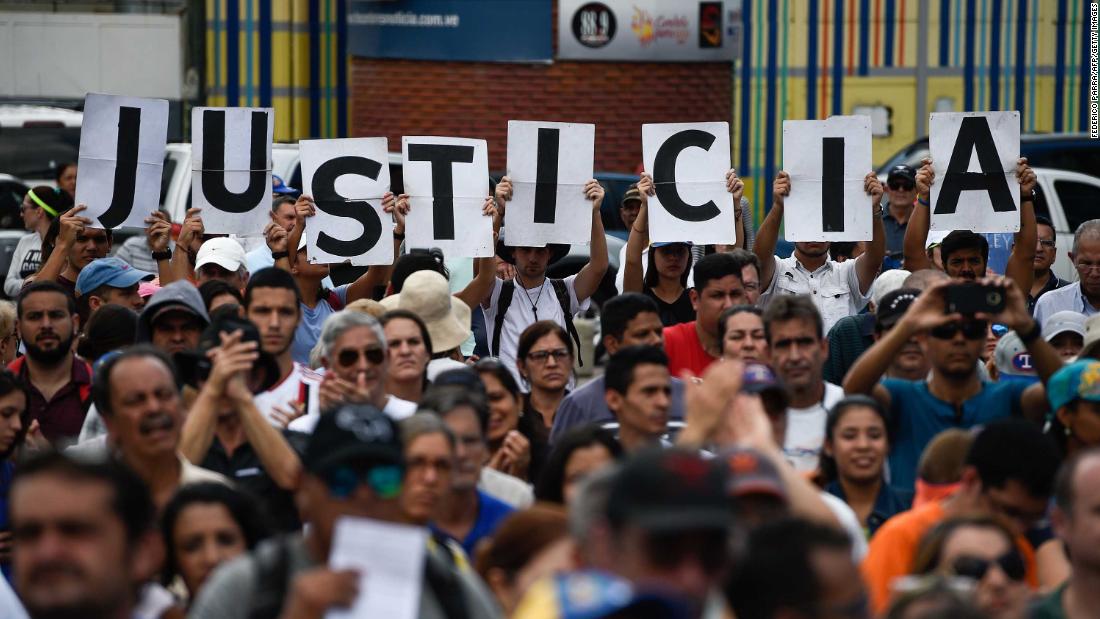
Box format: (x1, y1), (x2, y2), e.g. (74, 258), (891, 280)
(170, 208), (204, 283)
(455, 196), (501, 310)
(344, 192), (405, 303)
(903, 158), (934, 271)
(753, 172), (789, 292)
(854, 172), (886, 295)
(34, 205), (90, 285)
(622, 174), (652, 294)
(572, 179), (608, 302)
(1004, 158), (1038, 295)
(143, 210), (176, 285)
(729, 169), (746, 249)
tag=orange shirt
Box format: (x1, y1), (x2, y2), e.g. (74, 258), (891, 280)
(862, 500), (1039, 614)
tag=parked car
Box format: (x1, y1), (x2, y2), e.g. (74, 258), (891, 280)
(0, 174), (32, 295)
(877, 132), (1100, 180)
(1032, 167), (1100, 282)
(0, 105), (82, 188)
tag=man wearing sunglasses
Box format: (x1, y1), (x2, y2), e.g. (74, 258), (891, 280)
(844, 276), (1063, 496)
(191, 403), (501, 618)
(882, 164), (918, 264)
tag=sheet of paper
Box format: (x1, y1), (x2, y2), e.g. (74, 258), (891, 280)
(929, 111), (1020, 233)
(191, 107), (274, 235)
(76, 93), (169, 229)
(402, 136), (493, 258)
(326, 517), (428, 619)
(300, 137), (393, 265)
(782, 115), (874, 241)
(641, 122), (735, 244)
(505, 120), (595, 246)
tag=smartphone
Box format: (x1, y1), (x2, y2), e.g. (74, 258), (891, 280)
(944, 283), (1006, 315)
(299, 382), (311, 412)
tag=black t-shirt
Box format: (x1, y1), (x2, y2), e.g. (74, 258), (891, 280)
(201, 430), (309, 533)
(644, 287), (696, 326)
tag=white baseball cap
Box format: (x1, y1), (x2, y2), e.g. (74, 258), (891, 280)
(1042, 310), (1087, 342)
(194, 237), (246, 273)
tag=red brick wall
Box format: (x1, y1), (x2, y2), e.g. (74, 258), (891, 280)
(349, 58), (732, 173)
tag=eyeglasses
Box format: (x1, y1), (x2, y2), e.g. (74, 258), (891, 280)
(336, 346), (385, 368)
(952, 551), (1027, 582)
(323, 464), (403, 499)
(888, 181), (915, 191)
(1076, 263), (1100, 273)
(526, 349), (571, 363)
(930, 320), (988, 340)
(1037, 239), (1056, 248)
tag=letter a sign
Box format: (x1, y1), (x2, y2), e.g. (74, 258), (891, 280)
(929, 111), (1020, 233)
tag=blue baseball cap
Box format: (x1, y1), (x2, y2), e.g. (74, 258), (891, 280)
(1047, 359), (1100, 411)
(75, 257), (154, 296)
(651, 241), (693, 249)
(272, 175), (298, 195)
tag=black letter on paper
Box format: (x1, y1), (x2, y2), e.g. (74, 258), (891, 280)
(534, 128), (560, 224)
(200, 110), (269, 213)
(311, 156), (384, 257)
(652, 130), (721, 222)
(821, 137), (845, 232)
(98, 106), (141, 229)
(406, 144), (475, 240)
(935, 117), (1016, 215)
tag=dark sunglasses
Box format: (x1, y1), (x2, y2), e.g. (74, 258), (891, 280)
(324, 464), (403, 500)
(889, 181), (915, 191)
(930, 320), (988, 340)
(336, 346), (385, 367)
(952, 551), (1026, 582)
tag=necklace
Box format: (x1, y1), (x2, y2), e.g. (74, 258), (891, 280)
(517, 275), (547, 319)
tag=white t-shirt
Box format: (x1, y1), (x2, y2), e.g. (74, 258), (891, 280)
(482, 274), (589, 388)
(783, 382), (845, 473)
(253, 362), (323, 426)
(288, 394), (417, 433)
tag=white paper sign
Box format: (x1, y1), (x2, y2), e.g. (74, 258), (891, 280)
(641, 122), (735, 244)
(929, 111), (1020, 233)
(401, 136), (492, 258)
(505, 121), (595, 246)
(782, 115), (874, 241)
(191, 107), (274, 234)
(76, 93), (169, 229)
(300, 138), (393, 266)
(327, 517), (427, 619)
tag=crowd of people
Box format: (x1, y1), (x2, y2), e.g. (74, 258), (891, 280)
(0, 152), (1097, 619)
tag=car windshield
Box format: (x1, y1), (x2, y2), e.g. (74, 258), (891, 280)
(0, 126), (81, 180)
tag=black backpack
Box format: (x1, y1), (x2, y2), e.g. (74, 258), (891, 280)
(490, 278), (582, 366)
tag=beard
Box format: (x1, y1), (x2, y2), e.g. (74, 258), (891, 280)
(25, 333), (75, 366)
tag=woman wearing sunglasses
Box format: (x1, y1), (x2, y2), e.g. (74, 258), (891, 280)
(515, 321), (575, 444)
(911, 515), (1031, 619)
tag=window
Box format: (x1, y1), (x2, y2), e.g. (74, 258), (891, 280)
(0, 127), (80, 180)
(1053, 180), (1100, 232)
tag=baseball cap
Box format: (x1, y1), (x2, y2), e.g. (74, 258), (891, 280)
(304, 403), (404, 475)
(1046, 359), (1100, 411)
(272, 174), (298, 196)
(720, 447), (787, 502)
(876, 288), (920, 331)
(75, 257), (154, 296)
(1081, 314), (1100, 360)
(887, 164), (917, 185)
(870, 269), (912, 309)
(621, 184), (642, 207)
(607, 448), (729, 532)
(651, 241), (693, 249)
(194, 237), (247, 273)
(1042, 311), (1086, 343)
(993, 331), (1039, 383)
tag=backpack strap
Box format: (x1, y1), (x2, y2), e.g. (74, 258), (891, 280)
(423, 550), (470, 619)
(490, 280), (516, 358)
(549, 279), (583, 367)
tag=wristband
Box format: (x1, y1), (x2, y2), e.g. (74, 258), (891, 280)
(917, 196), (930, 206)
(151, 249), (172, 261)
(1021, 190), (1035, 203)
(271, 250), (289, 260)
(393, 231), (406, 241)
(1018, 319), (1042, 344)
